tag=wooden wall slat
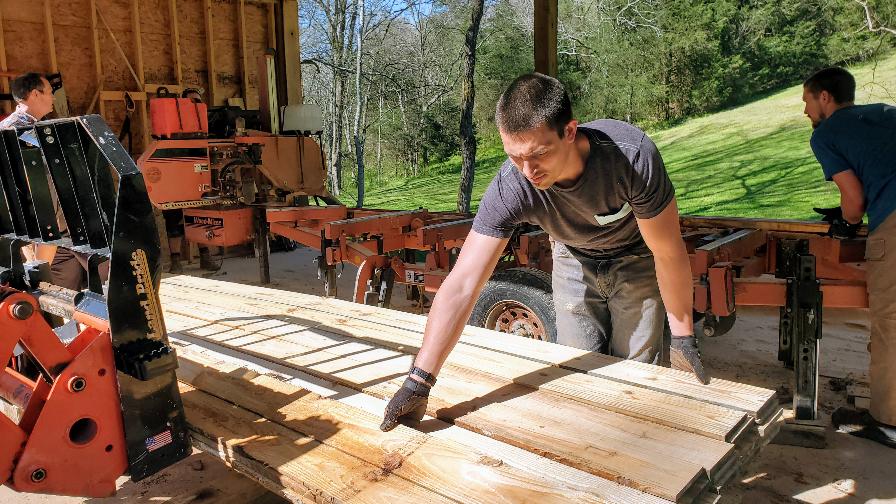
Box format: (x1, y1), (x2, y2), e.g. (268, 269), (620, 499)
(0, 0), (275, 137)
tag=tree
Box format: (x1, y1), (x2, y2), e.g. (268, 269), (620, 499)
(353, 0), (367, 206)
(457, 0), (486, 213)
(854, 0), (896, 37)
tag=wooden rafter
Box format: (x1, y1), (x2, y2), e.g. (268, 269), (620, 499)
(533, 0), (557, 77)
(43, 0), (57, 73)
(169, 0), (183, 85)
(131, 0), (149, 149)
(204, 0), (217, 105)
(90, 0), (104, 116)
(237, 0), (250, 101)
(267, 3), (276, 49)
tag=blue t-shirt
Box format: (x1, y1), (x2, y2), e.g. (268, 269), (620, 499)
(809, 103), (896, 232)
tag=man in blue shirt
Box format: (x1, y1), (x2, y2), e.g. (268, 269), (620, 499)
(804, 66), (896, 449)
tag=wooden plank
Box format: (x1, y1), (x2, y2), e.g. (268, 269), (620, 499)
(267, 3), (276, 49)
(160, 285), (749, 442)
(100, 90), (147, 101)
(163, 309), (726, 501)
(533, 0), (557, 77)
(177, 346), (620, 504)
(680, 215), (868, 236)
(203, 0), (217, 105)
(130, 0), (149, 150)
(180, 383), (455, 504)
(172, 336), (672, 504)
(43, 0), (57, 72)
(282, 0), (300, 104)
(145, 83), (183, 94)
(95, 5), (141, 90)
(237, 0), (249, 99)
(169, 0), (182, 85)
(162, 275), (777, 422)
(89, 0), (104, 117)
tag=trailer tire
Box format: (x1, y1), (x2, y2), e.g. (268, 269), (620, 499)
(469, 268), (556, 342)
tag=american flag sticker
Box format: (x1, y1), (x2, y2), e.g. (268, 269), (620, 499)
(145, 429), (173, 452)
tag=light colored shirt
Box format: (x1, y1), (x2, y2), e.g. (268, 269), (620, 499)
(0, 103), (38, 130)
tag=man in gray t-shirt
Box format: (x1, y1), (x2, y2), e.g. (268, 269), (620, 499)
(380, 73), (708, 432)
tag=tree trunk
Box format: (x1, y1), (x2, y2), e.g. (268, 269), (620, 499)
(353, 0), (366, 207)
(376, 88), (383, 180)
(456, 0), (485, 213)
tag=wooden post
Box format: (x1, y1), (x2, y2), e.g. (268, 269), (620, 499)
(90, 0), (105, 117)
(132, 0), (150, 149)
(204, 0), (217, 105)
(267, 3), (276, 50)
(43, 0), (58, 73)
(533, 0), (557, 77)
(237, 0), (250, 102)
(169, 0), (183, 85)
(0, 7), (10, 114)
(280, 0), (301, 104)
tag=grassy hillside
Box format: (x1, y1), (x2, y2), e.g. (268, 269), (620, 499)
(351, 54), (896, 218)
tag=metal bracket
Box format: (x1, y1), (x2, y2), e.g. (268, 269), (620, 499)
(776, 239), (823, 420)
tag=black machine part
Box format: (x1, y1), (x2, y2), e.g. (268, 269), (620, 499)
(776, 239), (823, 421)
(0, 115), (191, 480)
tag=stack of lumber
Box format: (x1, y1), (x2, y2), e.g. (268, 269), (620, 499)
(160, 275), (783, 503)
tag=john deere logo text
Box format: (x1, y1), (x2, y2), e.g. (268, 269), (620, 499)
(131, 249), (165, 338)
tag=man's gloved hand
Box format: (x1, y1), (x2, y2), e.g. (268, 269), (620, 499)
(380, 376), (431, 431)
(670, 335), (709, 384)
(813, 206), (861, 239)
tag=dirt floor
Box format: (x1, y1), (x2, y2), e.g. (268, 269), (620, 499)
(3, 245), (895, 503)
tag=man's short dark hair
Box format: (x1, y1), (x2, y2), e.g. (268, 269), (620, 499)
(496, 73), (572, 137)
(804, 67), (855, 104)
(11, 73), (47, 102)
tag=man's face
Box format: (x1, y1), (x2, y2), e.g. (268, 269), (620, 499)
(26, 78), (55, 119)
(500, 121), (577, 190)
(802, 86), (828, 129)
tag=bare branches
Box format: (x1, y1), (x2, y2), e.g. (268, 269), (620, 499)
(854, 0), (896, 36)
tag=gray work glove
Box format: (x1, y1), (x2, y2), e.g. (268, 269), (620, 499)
(670, 335), (709, 384)
(813, 206), (861, 240)
(380, 376), (430, 431)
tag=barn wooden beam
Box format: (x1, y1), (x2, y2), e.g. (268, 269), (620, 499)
(43, 0), (58, 73)
(533, 0), (557, 77)
(280, 0), (301, 105)
(204, 0), (217, 105)
(267, 3), (276, 49)
(237, 0), (250, 101)
(90, 0), (105, 116)
(131, 0), (149, 149)
(169, 0), (183, 85)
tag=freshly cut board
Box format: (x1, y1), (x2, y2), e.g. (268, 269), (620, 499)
(176, 344), (659, 504)
(160, 276), (781, 502)
(163, 275), (778, 421)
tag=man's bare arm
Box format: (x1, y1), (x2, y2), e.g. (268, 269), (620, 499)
(635, 198), (693, 336)
(832, 170), (865, 224)
(413, 230), (510, 375)
(380, 230), (508, 431)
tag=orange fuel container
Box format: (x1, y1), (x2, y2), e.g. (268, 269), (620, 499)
(150, 97), (208, 138)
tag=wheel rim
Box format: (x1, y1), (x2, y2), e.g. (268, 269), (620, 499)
(485, 301), (548, 340)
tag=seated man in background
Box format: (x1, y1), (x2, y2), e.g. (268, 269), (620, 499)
(1, 73), (57, 265)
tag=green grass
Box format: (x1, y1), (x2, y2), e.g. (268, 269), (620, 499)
(347, 53), (896, 218)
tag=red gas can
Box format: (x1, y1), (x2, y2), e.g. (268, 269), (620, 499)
(150, 89), (208, 139)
